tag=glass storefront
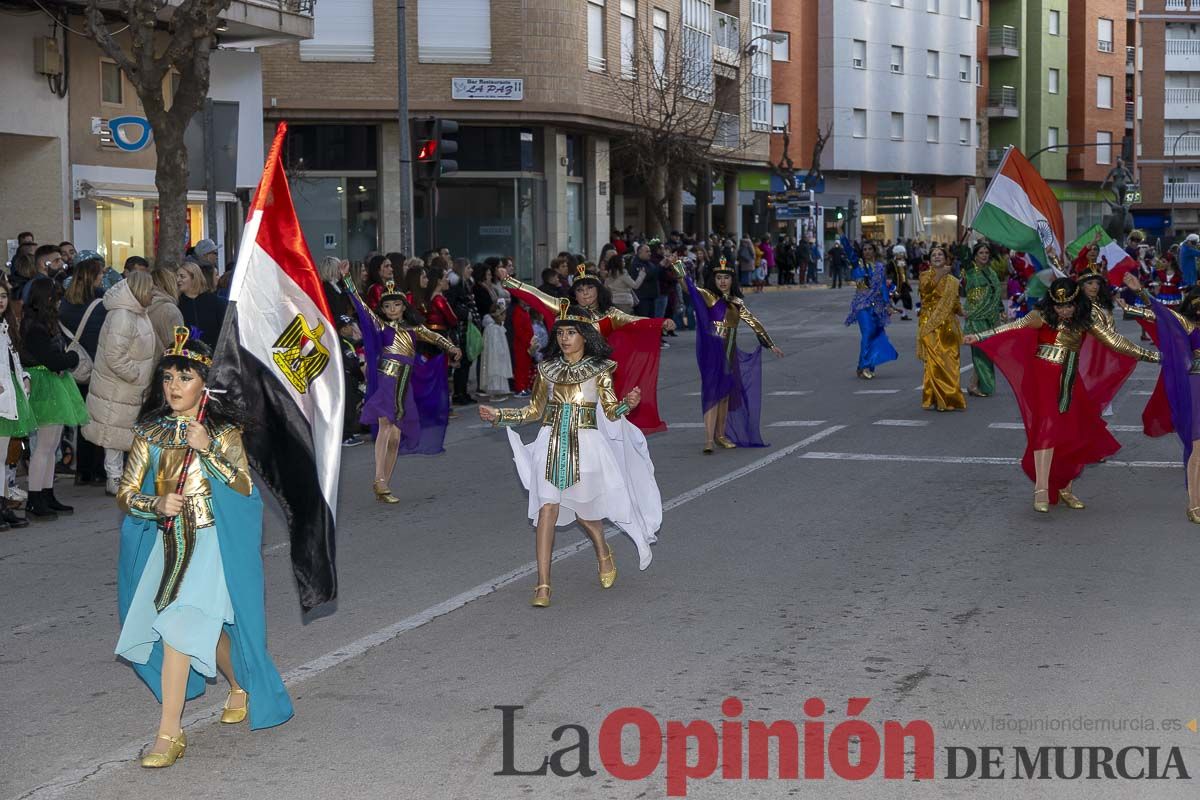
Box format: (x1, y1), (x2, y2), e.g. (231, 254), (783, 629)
(428, 178), (542, 278)
(96, 197), (204, 266)
(863, 196), (958, 244)
(291, 176), (378, 261)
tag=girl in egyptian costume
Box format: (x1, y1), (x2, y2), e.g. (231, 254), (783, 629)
(673, 258), (784, 454)
(115, 328), (291, 768)
(964, 278), (1159, 512)
(479, 307), (661, 608)
(845, 241), (897, 380)
(344, 278), (462, 503)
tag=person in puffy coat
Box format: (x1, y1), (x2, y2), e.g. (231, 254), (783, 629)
(82, 272), (157, 495)
(147, 268), (185, 351)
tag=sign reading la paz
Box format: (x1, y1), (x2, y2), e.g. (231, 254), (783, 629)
(452, 78), (524, 101)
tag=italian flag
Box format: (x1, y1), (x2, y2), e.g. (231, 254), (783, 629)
(970, 146), (1065, 268)
(1066, 224), (1138, 285)
(211, 122), (344, 613)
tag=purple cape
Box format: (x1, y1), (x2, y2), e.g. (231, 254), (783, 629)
(1151, 297), (1200, 467)
(685, 277), (765, 447)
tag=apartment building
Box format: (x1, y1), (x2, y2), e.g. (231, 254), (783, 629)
(0, 0), (312, 263)
(260, 0), (773, 271)
(1130, 0), (1200, 237)
(767, 0), (817, 236)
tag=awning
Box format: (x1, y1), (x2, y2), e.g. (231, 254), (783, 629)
(78, 180), (236, 204)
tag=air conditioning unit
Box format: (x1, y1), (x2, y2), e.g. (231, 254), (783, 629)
(853, 57), (864, 68)
(891, 63), (902, 73)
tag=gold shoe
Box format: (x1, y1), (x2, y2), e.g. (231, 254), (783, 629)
(140, 731), (186, 768)
(702, 444), (714, 455)
(530, 584), (551, 608)
(715, 436), (738, 449)
(220, 688), (248, 724)
(1188, 507), (1200, 524)
(598, 543), (617, 589)
(1033, 489), (1050, 513)
(1058, 490), (1085, 510)
(373, 479), (400, 504)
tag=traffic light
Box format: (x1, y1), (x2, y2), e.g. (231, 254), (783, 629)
(847, 197), (859, 220)
(412, 116), (460, 183)
(834, 206), (845, 221)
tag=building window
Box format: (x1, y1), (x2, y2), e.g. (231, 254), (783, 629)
(101, 59), (123, 105)
(620, 0), (636, 79)
(853, 39), (866, 69)
(749, 0), (771, 132)
(653, 9), (668, 78)
(976, 0), (982, 26)
(1048, 67), (1059, 94)
(587, 0), (606, 72)
(890, 45), (904, 74)
(959, 117), (971, 145)
(926, 49), (939, 78)
(1098, 18), (1114, 53)
(853, 108), (867, 138)
(772, 31), (790, 61)
(927, 0), (938, 12)
(681, 0), (713, 101)
(959, 54), (970, 81)
(301, 0), (375, 62)
(975, 61), (982, 85)
(1096, 131), (1113, 164)
(960, 0), (971, 18)
(1048, 126), (1059, 152)
(772, 102), (789, 133)
(1048, 9), (1060, 37)
(891, 112), (904, 140)
(926, 115), (939, 143)
(1097, 75), (1113, 109)
(891, 0), (902, 6)
(418, 0), (491, 63)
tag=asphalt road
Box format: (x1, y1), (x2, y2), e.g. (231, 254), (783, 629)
(2, 285), (1198, 800)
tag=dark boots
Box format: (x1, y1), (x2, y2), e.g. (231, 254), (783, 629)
(44, 489), (73, 514)
(2, 507), (28, 529)
(26, 490), (59, 521)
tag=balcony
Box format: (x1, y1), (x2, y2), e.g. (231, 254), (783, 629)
(1165, 87), (1200, 118)
(1127, 0), (1136, 17)
(1127, 46), (1136, 73)
(713, 10), (740, 67)
(1166, 134), (1200, 156)
(987, 86), (1018, 118)
(83, 0), (316, 43)
(713, 112), (740, 149)
(1127, 101), (1135, 127)
(1166, 0), (1185, 10)
(986, 148), (1003, 168)
(1165, 183), (1200, 203)
(1166, 39), (1200, 71)
(987, 26), (1019, 58)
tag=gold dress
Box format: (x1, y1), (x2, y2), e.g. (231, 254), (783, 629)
(916, 270), (966, 410)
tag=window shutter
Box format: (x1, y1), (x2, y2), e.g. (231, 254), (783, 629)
(300, 0), (375, 62)
(418, 0), (492, 64)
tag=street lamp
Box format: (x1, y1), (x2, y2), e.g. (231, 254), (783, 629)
(743, 31), (787, 57)
(1169, 129), (1200, 236)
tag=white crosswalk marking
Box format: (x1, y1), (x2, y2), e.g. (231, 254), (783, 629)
(854, 389), (900, 395)
(873, 419), (930, 427)
(768, 420), (827, 427)
(989, 422), (1143, 432)
(769, 390), (813, 396)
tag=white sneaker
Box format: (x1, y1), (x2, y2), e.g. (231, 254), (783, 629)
(106, 477), (119, 496)
(7, 485), (27, 503)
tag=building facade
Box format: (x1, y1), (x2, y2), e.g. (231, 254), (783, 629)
(817, 0), (978, 244)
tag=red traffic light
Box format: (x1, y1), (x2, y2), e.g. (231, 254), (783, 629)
(416, 140), (437, 161)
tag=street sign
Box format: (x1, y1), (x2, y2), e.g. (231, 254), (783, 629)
(1125, 189), (1142, 205)
(877, 180), (913, 192)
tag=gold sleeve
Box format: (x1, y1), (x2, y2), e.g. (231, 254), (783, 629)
(1089, 321), (1161, 362)
(737, 303), (775, 348)
(117, 436), (158, 519)
(1168, 307), (1198, 334)
(596, 367), (631, 421)
(494, 373), (550, 426)
(413, 325), (457, 352)
(605, 307), (647, 330)
(502, 277), (563, 318)
(200, 427), (254, 497)
(1122, 304), (1156, 322)
(971, 310), (1043, 342)
(695, 287), (719, 308)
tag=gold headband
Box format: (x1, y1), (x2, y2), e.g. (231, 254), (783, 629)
(164, 326), (212, 366)
(379, 279), (406, 303)
(712, 257), (736, 275)
(1051, 284), (1080, 303)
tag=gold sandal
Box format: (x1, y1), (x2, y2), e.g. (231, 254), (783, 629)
(220, 688), (248, 724)
(1058, 489), (1085, 510)
(373, 479), (400, 504)
(140, 731), (186, 768)
(598, 543), (617, 589)
(530, 584), (551, 608)
(1033, 489), (1050, 513)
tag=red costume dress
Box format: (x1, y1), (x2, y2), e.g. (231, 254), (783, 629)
(973, 310), (1159, 503)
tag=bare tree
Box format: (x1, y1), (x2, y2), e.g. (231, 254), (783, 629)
(601, 19), (767, 238)
(84, 0), (233, 268)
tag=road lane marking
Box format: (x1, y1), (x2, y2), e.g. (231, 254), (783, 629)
(854, 389), (900, 395)
(873, 419), (930, 427)
(768, 390), (813, 396)
(798, 452), (1180, 469)
(768, 420), (826, 427)
(18, 424), (848, 800)
(989, 422), (1144, 432)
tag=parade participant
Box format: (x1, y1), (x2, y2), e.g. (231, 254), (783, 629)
(1156, 258), (1184, 306)
(1076, 262), (1136, 417)
(963, 241), (1007, 397)
(503, 264), (674, 433)
(364, 254), (395, 310)
(0, 279), (32, 529)
(344, 278), (462, 503)
(479, 306), (661, 608)
(964, 278), (1159, 512)
(888, 244), (913, 321)
(916, 245), (966, 412)
(675, 258), (784, 453)
(1121, 273), (1200, 521)
(845, 241), (897, 380)
(115, 328), (292, 768)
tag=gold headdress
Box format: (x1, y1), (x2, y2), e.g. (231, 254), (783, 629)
(712, 257), (736, 276)
(378, 279), (406, 304)
(164, 326), (212, 366)
(1077, 259), (1107, 282)
(559, 308), (598, 325)
(572, 264), (602, 285)
(1050, 282), (1080, 303)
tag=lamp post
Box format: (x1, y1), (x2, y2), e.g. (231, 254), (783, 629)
(1169, 129), (1200, 237)
(743, 31), (788, 57)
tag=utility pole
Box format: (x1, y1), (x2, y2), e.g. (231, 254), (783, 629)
(397, 0), (415, 256)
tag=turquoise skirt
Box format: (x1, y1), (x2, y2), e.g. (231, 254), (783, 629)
(27, 366), (89, 427)
(0, 371), (35, 437)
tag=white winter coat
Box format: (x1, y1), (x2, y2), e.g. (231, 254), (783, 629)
(146, 288), (184, 351)
(0, 322), (30, 421)
(82, 281), (157, 451)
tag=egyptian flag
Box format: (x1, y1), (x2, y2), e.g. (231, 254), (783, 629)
(211, 122), (343, 612)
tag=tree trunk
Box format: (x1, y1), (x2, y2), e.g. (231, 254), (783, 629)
(646, 165), (669, 238)
(153, 120), (190, 268)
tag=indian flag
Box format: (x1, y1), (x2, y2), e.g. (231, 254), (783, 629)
(1066, 224), (1138, 285)
(970, 146), (1065, 268)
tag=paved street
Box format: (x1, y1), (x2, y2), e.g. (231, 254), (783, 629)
(3, 286), (1198, 800)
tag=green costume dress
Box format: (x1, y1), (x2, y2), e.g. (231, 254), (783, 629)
(963, 260), (1006, 396)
